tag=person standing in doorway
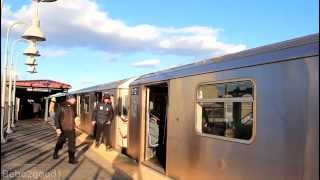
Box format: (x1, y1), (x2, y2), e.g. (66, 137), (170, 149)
(49, 97), (56, 122)
(32, 101), (41, 119)
(53, 95), (77, 164)
(92, 94), (114, 151)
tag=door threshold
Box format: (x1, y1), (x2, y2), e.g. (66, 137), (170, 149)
(141, 161), (165, 175)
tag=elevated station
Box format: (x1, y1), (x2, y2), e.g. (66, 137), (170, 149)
(14, 80), (71, 120)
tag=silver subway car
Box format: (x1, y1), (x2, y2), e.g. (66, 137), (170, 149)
(127, 34), (319, 179)
(71, 78), (136, 152)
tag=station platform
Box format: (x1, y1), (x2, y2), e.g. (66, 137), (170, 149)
(1, 119), (171, 180)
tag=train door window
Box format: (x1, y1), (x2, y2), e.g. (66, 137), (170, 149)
(122, 95), (129, 118)
(118, 95), (129, 119)
(84, 95), (90, 113)
(95, 92), (102, 108)
(196, 80), (254, 142)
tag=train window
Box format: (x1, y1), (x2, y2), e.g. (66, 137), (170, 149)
(84, 96), (90, 113)
(196, 80), (254, 142)
(119, 95), (129, 119)
(122, 95), (129, 117)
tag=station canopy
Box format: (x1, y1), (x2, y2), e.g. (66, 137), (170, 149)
(16, 80), (71, 93)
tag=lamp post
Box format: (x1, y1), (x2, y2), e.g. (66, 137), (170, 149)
(1, 21), (28, 143)
(6, 39), (40, 133)
(11, 69), (17, 127)
(1, 0), (4, 17)
(1, 18), (45, 143)
(1, 0), (57, 143)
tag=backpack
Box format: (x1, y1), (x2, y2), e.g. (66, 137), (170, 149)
(59, 103), (75, 131)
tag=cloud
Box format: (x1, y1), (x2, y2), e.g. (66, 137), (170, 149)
(2, 0), (246, 56)
(41, 49), (68, 57)
(132, 59), (160, 68)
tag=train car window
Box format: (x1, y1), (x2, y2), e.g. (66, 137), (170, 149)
(118, 95), (129, 119)
(122, 95), (129, 117)
(84, 96), (90, 113)
(196, 80), (254, 142)
(118, 97), (122, 116)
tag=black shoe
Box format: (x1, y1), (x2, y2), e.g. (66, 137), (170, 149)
(68, 151), (78, 164)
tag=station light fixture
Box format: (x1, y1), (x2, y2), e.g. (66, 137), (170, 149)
(22, 18), (46, 42)
(23, 40), (40, 56)
(22, 0), (58, 41)
(27, 65), (38, 73)
(25, 56), (38, 66)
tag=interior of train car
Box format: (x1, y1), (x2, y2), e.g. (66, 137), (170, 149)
(144, 83), (168, 173)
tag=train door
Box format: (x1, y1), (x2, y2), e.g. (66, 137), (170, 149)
(80, 94), (91, 134)
(144, 83), (168, 173)
(117, 89), (130, 154)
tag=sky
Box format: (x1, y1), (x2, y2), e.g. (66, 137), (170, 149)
(1, 0), (319, 90)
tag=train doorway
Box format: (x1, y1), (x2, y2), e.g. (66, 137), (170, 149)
(144, 83), (168, 173)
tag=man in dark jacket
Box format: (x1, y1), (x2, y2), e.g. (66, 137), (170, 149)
(92, 94), (114, 151)
(53, 95), (77, 164)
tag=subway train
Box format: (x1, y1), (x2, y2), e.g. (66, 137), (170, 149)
(52, 33), (318, 180)
(70, 78), (137, 152)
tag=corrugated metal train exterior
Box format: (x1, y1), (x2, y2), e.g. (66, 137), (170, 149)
(67, 33), (318, 180)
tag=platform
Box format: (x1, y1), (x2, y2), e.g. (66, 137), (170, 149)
(1, 119), (171, 180)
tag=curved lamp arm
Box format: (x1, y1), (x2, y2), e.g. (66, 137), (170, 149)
(6, 38), (29, 133)
(1, 20), (28, 107)
(1, 20), (28, 142)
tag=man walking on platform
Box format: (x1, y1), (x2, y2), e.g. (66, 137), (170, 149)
(92, 94), (114, 151)
(53, 95), (78, 164)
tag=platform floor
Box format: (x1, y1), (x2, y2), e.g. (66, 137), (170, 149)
(1, 119), (171, 180)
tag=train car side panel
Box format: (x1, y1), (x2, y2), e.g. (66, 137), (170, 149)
(166, 56), (318, 179)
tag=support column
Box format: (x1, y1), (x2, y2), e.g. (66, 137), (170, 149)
(44, 98), (49, 122)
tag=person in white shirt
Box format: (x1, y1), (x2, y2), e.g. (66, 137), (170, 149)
(49, 97), (56, 122)
(32, 102), (41, 118)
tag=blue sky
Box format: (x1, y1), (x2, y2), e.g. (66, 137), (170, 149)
(1, 0), (319, 90)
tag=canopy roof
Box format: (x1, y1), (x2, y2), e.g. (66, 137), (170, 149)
(16, 80), (71, 90)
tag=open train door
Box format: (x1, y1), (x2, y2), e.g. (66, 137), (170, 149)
(143, 83), (168, 173)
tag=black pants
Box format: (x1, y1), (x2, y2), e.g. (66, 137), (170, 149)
(95, 123), (111, 146)
(55, 130), (76, 153)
